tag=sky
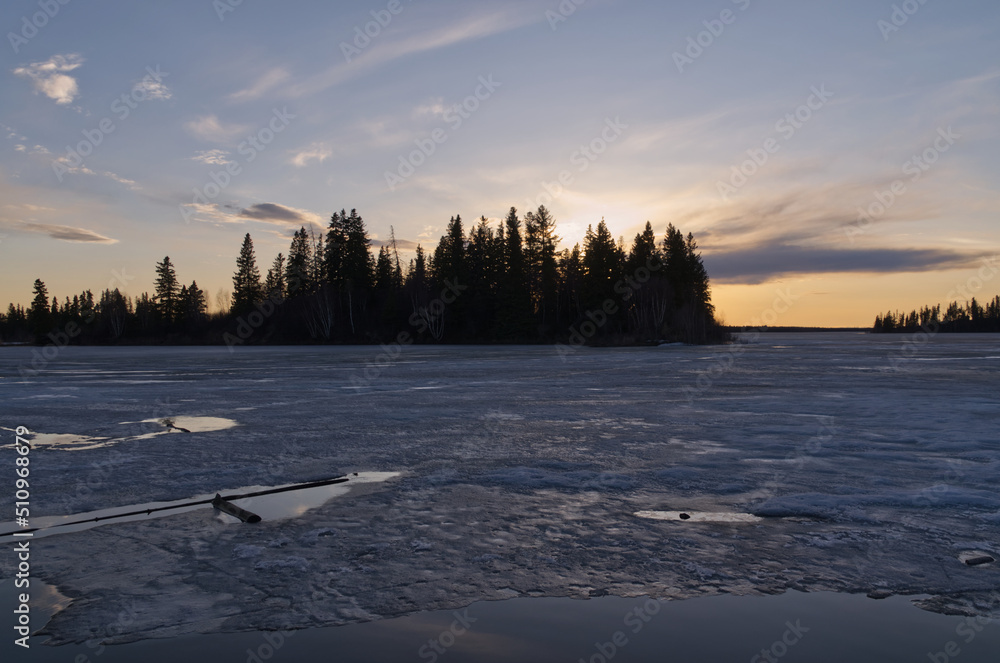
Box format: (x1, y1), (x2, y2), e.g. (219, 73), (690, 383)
(1, 0), (998, 327)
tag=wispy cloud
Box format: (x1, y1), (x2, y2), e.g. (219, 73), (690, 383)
(228, 67), (290, 102)
(287, 10), (535, 97)
(179, 201), (323, 229)
(289, 143), (332, 168)
(184, 115), (251, 143)
(0, 220), (118, 244)
(51, 156), (140, 190)
(704, 244), (980, 284)
(239, 202), (322, 228)
(12, 53), (84, 105)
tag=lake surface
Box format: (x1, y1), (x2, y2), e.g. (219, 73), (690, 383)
(1, 334), (998, 656)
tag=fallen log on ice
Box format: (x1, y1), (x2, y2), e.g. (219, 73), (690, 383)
(212, 494), (262, 523)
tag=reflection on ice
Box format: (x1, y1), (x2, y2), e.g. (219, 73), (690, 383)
(0, 577), (70, 642)
(225, 472), (401, 521)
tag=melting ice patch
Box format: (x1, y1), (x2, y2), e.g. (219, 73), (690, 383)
(5, 416), (240, 451)
(129, 416), (238, 433)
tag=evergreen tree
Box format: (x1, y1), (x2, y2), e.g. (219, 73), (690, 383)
(389, 226), (404, 289)
(374, 246), (395, 291)
(529, 205), (559, 327)
(264, 253), (286, 300)
(180, 281), (207, 322)
(497, 208), (532, 337)
(685, 232), (713, 316)
(100, 288), (129, 340)
(324, 210), (348, 286)
(80, 290), (95, 323)
(285, 227), (313, 297)
(153, 257), (180, 324)
(134, 293), (156, 330)
(662, 224), (689, 306)
(581, 219), (622, 310)
(232, 233), (263, 314)
(28, 279), (50, 336)
(342, 209), (374, 291)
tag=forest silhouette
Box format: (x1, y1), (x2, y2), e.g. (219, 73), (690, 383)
(872, 297), (1000, 334)
(3, 206), (726, 347)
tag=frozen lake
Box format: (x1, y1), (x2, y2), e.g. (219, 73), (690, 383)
(1, 333), (998, 654)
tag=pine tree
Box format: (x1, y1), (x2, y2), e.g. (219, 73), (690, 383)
(153, 257), (180, 324)
(232, 233), (263, 314)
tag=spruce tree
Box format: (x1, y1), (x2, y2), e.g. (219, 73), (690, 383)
(497, 208), (532, 337)
(285, 227), (313, 297)
(28, 279), (50, 336)
(264, 253), (286, 299)
(232, 233), (263, 314)
(582, 219), (621, 309)
(153, 257), (179, 324)
(324, 210), (348, 286)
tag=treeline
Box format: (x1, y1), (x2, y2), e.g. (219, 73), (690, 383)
(1, 206), (725, 346)
(873, 296), (1000, 333)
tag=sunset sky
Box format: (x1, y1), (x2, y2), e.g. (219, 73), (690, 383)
(1, 0), (998, 327)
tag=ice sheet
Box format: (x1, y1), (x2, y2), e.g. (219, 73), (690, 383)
(1, 334), (998, 645)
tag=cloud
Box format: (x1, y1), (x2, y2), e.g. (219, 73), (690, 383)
(178, 202), (243, 225)
(239, 203), (322, 228)
(184, 115), (251, 143)
(228, 67), (290, 102)
(12, 53), (83, 105)
(191, 149), (233, 165)
(133, 75), (172, 101)
(290, 143), (332, 167)
(703, 244), (981, 284)
(1, 220), (117, 244)
(413, 99), (448, 119)
(182, 201), (325, 230)
(288, 10), (536, 97)
(51, 156), (140, 189)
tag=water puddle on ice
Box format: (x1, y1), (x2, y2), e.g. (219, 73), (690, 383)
(1, 577), (71, 643)
(5, 591), (1000, 661)
(0, 472), (400, 539)
(635, 510), (763, 523)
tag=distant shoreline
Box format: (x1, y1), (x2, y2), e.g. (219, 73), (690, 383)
(726, 327), (869, 333)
